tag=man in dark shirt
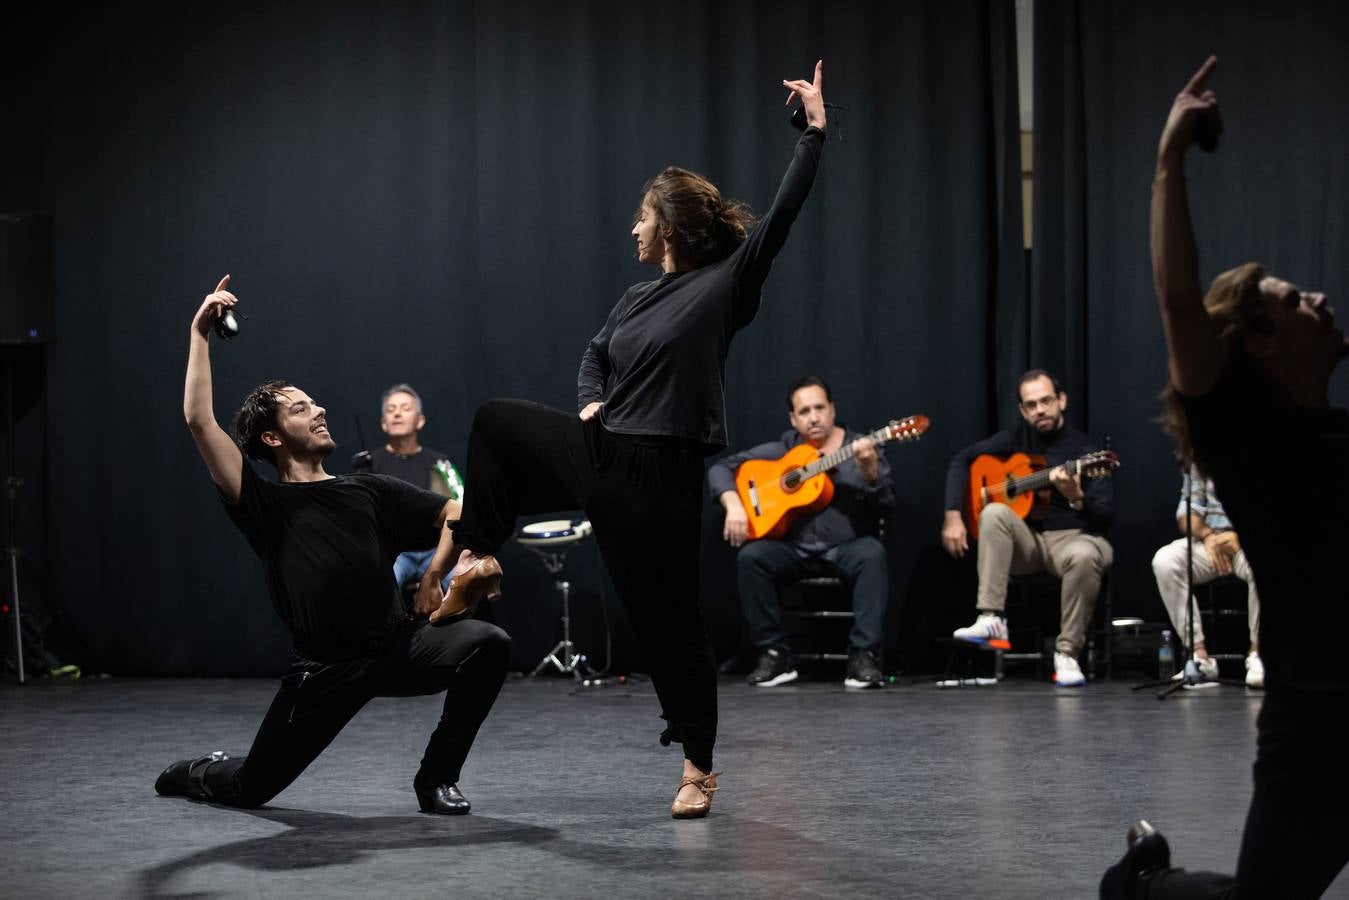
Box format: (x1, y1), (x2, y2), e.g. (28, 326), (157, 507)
(352, 383), (462, 590)
(155, 277), (509, 815)
(708, 376), (895, 689)
(941, 369), (1115, 687)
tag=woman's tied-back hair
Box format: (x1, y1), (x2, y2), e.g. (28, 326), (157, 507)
(233, 379), (292, 467)
(640, 167), (756, 268)
(1160, 262), (1274, 467)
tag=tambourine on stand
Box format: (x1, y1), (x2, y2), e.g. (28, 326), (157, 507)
(516, 518), (595, 679)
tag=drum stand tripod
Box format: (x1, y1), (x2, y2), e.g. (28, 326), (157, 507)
(518, 520), (595, 680)
(526, 547), (591, 678)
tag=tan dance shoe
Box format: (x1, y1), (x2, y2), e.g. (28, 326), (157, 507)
(429, 555), (503, 623)
(671, 771), (720, 819)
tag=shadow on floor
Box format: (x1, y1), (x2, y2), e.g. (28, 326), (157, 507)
(138, 806), (560, 898)
(137, 802), (873, 898)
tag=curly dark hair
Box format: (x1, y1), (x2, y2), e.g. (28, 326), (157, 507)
(639, 167), (756, 268)
(1158, 262), (1274, 469)
(232, 379), (292, 466)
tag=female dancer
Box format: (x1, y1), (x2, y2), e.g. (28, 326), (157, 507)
(414, 61), (828, 818)
(1102, 56), (1349, 898)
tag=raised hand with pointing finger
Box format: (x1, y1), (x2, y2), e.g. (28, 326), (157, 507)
(1158, 55), (1222, 162)
(784, 59), (826, 131)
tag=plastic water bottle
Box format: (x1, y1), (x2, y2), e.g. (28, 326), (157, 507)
(1158, 629), (1175, 680)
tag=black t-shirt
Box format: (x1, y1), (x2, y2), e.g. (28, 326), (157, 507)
(368, 445), (453, 495)
(1180, 357), (1349, 691)
(223, 463), (448, 662)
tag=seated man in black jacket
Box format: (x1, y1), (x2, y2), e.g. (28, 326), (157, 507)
(941, 369), (1114, 687)
(708, 376), (895, 690)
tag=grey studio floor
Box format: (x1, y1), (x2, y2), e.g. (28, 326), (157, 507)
(5, 672), (1348, 900)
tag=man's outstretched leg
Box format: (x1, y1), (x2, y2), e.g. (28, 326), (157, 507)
(156, 674), (369, 808)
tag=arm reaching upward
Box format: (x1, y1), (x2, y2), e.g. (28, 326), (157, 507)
(184, 275), (244, 503)
(1152, 56), (1227, 397)
(727, 61), (827, 326)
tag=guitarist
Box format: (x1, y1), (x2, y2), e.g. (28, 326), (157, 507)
(941, 369), (1114, 687)
(708, 376), (895, 689)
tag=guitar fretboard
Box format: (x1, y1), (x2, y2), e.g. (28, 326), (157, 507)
(794, 423), (899, 482)
(1006, 459), (1080, 496)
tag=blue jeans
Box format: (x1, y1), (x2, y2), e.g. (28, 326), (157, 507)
(393, 549), (452, 592)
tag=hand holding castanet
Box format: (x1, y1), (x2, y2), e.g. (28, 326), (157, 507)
(191, 275), (238, 339)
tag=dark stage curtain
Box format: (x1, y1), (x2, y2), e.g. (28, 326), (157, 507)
(1033, 0), (1349, 622)
(10, 1), (1022, 676)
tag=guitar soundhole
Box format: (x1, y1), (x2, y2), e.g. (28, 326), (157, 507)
(783, 473), (800, 491)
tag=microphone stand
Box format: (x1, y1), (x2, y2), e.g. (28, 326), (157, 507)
(4, 354), (27, 682)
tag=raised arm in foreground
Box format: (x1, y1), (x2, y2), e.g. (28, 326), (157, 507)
(184, 275), (244, 503)
(1152, 56), (1226, 397)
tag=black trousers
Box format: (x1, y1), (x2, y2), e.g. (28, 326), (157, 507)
(453, 399), (717, 772)
(203, 618), (510, 808)
(1102, 689), (1349, 899)
(737, 536), (888, 653)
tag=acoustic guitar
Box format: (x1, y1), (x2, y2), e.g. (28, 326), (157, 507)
(734, 415), (930, 541)
(964, 450), (1119, 539)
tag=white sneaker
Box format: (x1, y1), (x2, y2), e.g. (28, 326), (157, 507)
(1171, 656), (1219, 682)
(1245, 651), (1265, 689)
(953, 613), (1009, 647)
(1054, 652), (1086, 687)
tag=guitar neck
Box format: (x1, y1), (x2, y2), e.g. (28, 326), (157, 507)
(798, 424), (893, 479)
(1008, 457), (1080, 494)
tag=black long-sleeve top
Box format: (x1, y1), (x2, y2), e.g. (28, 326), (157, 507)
(1181, 355), (1349, 690)
(577, 126), (826, 451)
(707, 427), (896, 557)
(943, 421), (1115, 534)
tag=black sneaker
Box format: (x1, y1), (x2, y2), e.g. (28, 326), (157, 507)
(844, 648), (884, 689)
(747, 648), (798, 687)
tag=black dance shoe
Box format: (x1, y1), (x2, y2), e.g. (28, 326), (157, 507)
(414, 770), (471, 815)
(155, 750), (229, 799)
(1128, 820), (1171, 866)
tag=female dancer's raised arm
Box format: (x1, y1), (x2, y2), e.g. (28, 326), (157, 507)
(729, 60), (828, 325)
(1151, 55), (1225, 397)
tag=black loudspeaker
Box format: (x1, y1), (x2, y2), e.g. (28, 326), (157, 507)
(0, 213), (54, 345)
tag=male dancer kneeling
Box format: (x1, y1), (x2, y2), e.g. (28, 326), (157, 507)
(156, 276), (509, 814)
